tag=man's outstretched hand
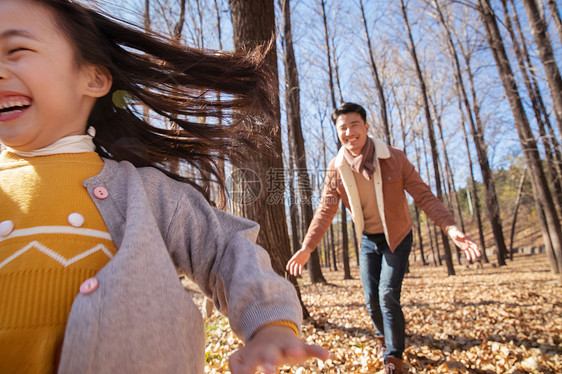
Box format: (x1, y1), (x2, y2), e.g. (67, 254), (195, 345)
(286, 248), (312, 276)
(447, 225), (481, 262)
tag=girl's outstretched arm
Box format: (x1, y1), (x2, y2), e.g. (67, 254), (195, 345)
(228, 325), (330, 374)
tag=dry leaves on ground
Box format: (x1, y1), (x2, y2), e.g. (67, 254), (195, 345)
(192, 253), (561, 373)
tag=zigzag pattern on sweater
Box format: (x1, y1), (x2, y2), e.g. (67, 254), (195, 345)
(0, 240), (114, 269)
(0, 225), (112, 243)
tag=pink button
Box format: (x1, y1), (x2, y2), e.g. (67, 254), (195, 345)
(93, 187), (108, 199)
(80, 278), (98, 295)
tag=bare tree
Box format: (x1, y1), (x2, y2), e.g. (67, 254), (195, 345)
(401, 0), (456, 275)
(521, 0), (562, 136)
(546, 0), (562, 42)
(512, 0), (562, 197)
(502, 0), (562, 214)
(429, 92), (466, 235)
(478, 0), (562, 279)
(435, 0), (508, 266)
(213, 0), (223, 49)
(314, 107), (338, 272)
(173, 0), (187, 42)
(320, 0), (352, 280)
(212, 0), (226, 183)
(395, 85), (427, 265)
(359, 0), (391, 145)
(421, 129), (442, 266)
(286, 121), (301, 254)
(280, 0), (325, 287)
(144, 0), (150, 30)
(457, 86), (489, 263)
(229, 0), (292, 276)
(509, 168), (527, 259)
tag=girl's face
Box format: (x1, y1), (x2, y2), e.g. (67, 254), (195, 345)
(0, 0), (110, 151)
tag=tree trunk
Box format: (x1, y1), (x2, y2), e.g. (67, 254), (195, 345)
(319, 113), (337, 272)
(352, 221), (360, 266)
(466, 60), (509, 266)
(430, 93), (466, 235)
(422, 135), (441, 266)
(401, 0), (455, 275)
(509, 168), (527, 260)
(521, 0), (562, 136)
(537, 205), (557, 274)
(330, 224), (338, 271)
(340, 207), (352, 279)
(434, 0), (507, 266)
(229, 0), (292, 275)
(433, 224), (443, 266)
(359, 0), (390, 145)
(213, 0), (223, 48)
(504, 0), (562, 215)
(230, 0), (312, 316)
(414, 207), (426, 264)
(458, 92), (489, 263)
(211, 0), (227, 188)
(280, 0), (326, 283)
(332, 37), (345, 106)
(414, 141), (428, 265)
(144, 0), (150, 30)
(478, 0), (562, 279)
(427, 218), (438, 266)
(432, 117), (463, 264)
(320, 0), (352, 280)
(287, 136), (300, 254)
(321, 236), (330, 268)
(510, 0), (562, 185)
(320, 0), (336, 111)
(547, 0), (562, 43)
(173, 0), (187, 42)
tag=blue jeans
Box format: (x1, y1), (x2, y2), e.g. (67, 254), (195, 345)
(359, 231), (412, 360)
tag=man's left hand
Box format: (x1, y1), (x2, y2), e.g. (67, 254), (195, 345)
(447, 226), (481, 262)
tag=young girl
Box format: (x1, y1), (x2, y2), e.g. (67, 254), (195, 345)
(0, 0), (329, 373)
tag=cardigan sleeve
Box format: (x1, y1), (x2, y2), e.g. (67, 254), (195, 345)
(164, 184), (302, 342)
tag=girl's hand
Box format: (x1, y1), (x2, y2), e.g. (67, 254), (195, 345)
(228, 325), (330, 374)
(286, 248), (312, 276)
(447, 225), (481, 262)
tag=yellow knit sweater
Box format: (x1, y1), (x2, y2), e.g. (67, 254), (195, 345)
(0, 151), (117, 374)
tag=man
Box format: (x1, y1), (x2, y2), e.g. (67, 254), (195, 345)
(286, 103), (480, 374)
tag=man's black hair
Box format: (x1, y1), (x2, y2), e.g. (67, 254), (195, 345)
(331, 102), (367, 123)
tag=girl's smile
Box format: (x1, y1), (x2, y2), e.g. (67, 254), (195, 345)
(0, 0), (108, 151)
(0, 94), (31, 122)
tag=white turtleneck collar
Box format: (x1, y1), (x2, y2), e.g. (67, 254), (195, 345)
(4, 127), (96, 157)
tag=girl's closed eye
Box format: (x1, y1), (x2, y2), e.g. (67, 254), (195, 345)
(8, 47), (31, 55)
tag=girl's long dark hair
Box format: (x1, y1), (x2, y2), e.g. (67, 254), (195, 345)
(39, 0), (276, 205)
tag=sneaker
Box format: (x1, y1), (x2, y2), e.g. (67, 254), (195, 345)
(384, 357), (403, 374)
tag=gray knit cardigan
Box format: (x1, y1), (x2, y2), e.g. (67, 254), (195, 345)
(57, 159), (301, 373)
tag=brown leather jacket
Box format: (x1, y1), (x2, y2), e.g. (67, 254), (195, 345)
(302, 138), (456, 252)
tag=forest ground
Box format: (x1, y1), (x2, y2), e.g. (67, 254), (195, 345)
(194, 253), (561, 373)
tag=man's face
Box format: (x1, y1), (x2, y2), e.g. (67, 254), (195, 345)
(335, 112), (369, 156)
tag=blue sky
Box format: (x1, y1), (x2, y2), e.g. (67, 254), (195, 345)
(96, 0), (561, 198)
